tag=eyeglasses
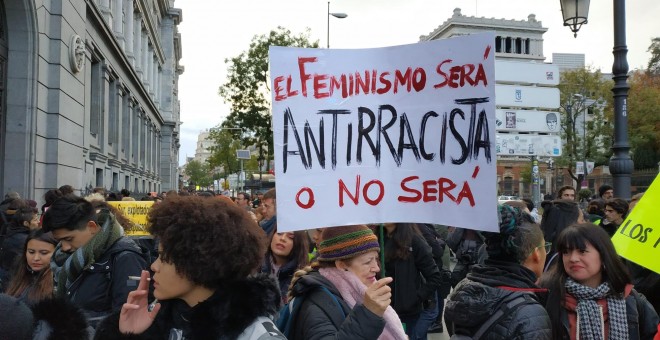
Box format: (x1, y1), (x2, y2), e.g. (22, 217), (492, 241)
(536, 242), (552, 254)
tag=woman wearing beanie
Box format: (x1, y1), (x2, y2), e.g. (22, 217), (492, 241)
(444, 205), (552, 339)
(288, 225), (407, 340)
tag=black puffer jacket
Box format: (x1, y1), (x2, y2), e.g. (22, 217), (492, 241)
(65, 237), (147, 328)
(444, 260), (552, 340)
(289, 270), (385, 340)
(94, 273), (284, 340)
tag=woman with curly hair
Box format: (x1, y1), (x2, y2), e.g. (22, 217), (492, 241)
(94, 195), (285, 340)
(5, 229), (57, 302)
(539, 223), (658, 339)
(261, 226), (309, 304)
(288, 225), (407, 339)
(444, 205), (552, 339)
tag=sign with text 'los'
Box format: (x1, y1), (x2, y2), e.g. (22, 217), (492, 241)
(612, 173), (660, 274)
(270, 34), (498, 232)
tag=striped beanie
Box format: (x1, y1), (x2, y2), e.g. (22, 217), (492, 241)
(318, 225), (380, 262)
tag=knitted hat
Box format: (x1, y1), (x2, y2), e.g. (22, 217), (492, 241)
(318, 225), (380, 262)
(0, 294), (34, 340)
(598, 184), (613, 198)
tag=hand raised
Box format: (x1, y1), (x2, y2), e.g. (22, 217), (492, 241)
(118, 270), (161, 334)
(363, 277), (393, 317)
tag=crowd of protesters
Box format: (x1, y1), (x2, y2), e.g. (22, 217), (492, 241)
(0, 183), (657, 339)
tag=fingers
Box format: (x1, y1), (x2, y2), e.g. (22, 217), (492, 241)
(148, 302), (161, 318)
(369, 277), (393, 290)
(137, 270), (151, 291)
(126, 289), (148, 304)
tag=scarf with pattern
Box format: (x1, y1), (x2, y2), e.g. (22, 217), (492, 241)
(565, 277), (628, 340)
(51, 209), (123, 297)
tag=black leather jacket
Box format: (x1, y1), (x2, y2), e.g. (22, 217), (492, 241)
(445, 260), (552, 340)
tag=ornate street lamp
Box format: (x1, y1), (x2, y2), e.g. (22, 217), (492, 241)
(327, 1), (347, 48)
(559, 0), (633, 200)
(559, 0), (590, 38)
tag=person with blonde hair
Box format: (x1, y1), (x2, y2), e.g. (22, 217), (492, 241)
(287, 225), (407, 339)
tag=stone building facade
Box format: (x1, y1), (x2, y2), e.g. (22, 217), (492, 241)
(420, 8), (555, 198)
(0, 0), (183, 201)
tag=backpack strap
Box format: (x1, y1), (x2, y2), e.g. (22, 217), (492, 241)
(471, 295), (535, 339)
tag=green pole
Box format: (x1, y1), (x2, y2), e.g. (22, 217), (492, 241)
(379, 224), (386, 278)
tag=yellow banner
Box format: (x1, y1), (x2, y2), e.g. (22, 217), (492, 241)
(108, 201), (154, 235)
(611, 174), (660, 274)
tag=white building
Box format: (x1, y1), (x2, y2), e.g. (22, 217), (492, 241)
(1, 0), (183, 200)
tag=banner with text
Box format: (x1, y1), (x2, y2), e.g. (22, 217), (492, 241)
(108, 201), (154, 235)
(270, 34), (497, 232)
(612, 173), (660, 274)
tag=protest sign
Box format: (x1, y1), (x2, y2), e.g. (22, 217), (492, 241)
(270, 33), (497, 232)
(612, 173), (660, 274)
(108, 201), (154, 235)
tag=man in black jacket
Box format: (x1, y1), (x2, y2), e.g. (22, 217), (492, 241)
(42, 195), (147, 330)
(444, 205), (552, 339)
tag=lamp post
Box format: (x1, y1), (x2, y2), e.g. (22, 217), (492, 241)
(327, 1), (347, 48)
(559, 0), (633, 200)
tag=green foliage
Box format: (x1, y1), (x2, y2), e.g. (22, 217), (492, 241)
(519, 163), (532, 184)
(184, 160), (212, 188)
(578, 188), (592, 201)
(628, 71), (660, 169)
(207, 128), (242, 176)
(218, 27), (319, 170)
(556, 67), (613, 185)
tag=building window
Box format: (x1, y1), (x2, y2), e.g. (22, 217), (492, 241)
(122, 95), (130, 153)
(505, 37), (512, 53)
(495, 36), (502, 53)
(108, 78), (118, 144)
(132, 109), (140, 163)
(525, 39), (530, 54)
(515, 38), (522, 54)
(112, 172), (119, 191)
(96, 168), (104, 187)
(90, 58), (104, 135)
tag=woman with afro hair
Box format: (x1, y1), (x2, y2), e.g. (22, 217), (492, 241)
(94, 195), (286, 340)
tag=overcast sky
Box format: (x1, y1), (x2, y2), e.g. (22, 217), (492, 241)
(175, 0), (660, 165)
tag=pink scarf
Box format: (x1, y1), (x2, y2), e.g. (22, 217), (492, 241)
(319, 267), (408, 340)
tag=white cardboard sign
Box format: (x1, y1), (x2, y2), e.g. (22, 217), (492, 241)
(270, 34), (498, 232)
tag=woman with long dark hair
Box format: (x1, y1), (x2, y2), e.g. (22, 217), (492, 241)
(262, 226), (309, 303)
(382, 223), (442, 340)
(5, 229), (57, 303)
(539, 223), (658, 339)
